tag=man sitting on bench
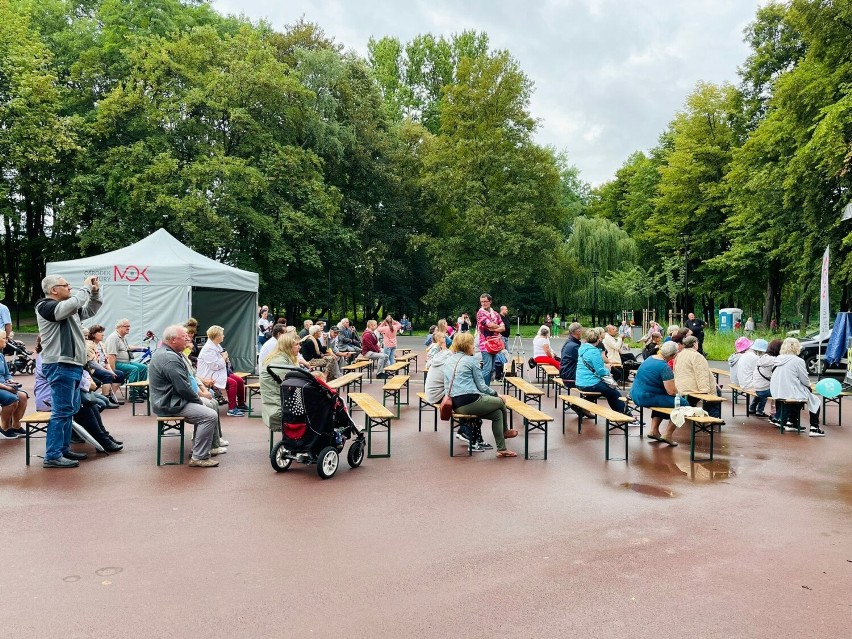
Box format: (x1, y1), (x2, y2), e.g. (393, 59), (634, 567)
(360, 320), (389, 379)
(149, 325), (219, 467)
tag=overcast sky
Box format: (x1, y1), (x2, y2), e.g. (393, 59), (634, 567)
(211, 0), (767, 185)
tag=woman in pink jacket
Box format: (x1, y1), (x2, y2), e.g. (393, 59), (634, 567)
(377, 315), (402, 365)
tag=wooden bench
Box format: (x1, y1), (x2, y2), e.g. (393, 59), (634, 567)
(502, 375), (544, 408)
(382, 361), (410, 379)
(245, 381), (262, 419)
(728, 384), (759, 417)
(382, 374), (410, 417)
(810, 384), (851, 426)
(646, 406), (725, 462)
(156, 416), (186, 466)
(539, 364), (561, 397)
(343, 360), (373, 383)
(397, 348), (411, 357)
(558, 396), (635, 461)
(686, 392), (728, 426)
(710, 367), (729, 386)
(396, 352), (419, 372)
(22, 411), (51, 466)
(502, 395), (553, 460)
(449, 411), (478, 457)
(348, 392), (394, 458)
(503, 357), (525, 380)
(416, 392), (439, 432)
(327, 372), (364, 397)
(126, 380), (151, 416)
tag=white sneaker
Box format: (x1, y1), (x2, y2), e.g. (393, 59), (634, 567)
(808, 428), (825, 437)
(783, 424), (802, 432)
(210, 447), (228, 455)
(218, 439), (229, 447)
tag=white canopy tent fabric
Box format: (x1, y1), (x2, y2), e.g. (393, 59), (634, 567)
(46, 229), (259, 373)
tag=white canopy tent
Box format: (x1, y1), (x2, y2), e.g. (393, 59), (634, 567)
(46, 229), (259, 372)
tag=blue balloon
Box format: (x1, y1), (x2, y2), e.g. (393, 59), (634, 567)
(814, 378), (842, 399)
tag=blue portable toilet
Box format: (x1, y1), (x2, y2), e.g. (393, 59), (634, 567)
(719, 308), (742, 333)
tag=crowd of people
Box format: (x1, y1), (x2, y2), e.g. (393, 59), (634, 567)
(3, 277), (829, 469)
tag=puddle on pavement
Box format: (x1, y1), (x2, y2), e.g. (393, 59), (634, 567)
(95, 567), (123, 577)
(620, 483), (675, 497)
(674, 460), (737, 482)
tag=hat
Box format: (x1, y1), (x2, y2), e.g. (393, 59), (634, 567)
(734, 337), (753, 353)
(752, 338), (768, 352)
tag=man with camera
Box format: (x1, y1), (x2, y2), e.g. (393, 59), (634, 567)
(35, 274), (102, 468)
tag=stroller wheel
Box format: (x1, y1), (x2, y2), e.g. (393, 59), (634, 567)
(347, 440), (365, 468)
(316, 446), (339, 480)
(24, 361), (35, 375)
(270, 441), (292, 473)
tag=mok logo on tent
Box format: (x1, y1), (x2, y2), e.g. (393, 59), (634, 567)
(113, 265), (150, 282)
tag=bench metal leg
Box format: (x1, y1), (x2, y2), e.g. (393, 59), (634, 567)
(383, 388), (401, 418)
(365, 415), (391, 458)
(157, 419), (186, 466)
(24, 422), (49, 466)
(605, 418), (628, 462)
(449, 417), (473, 457)
(690, 420), (715, 462)
(524, 418), (548, 460)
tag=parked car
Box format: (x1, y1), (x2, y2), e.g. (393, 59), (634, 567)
(798, 330), (848, 375)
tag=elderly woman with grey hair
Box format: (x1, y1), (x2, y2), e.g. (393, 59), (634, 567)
(770, 338), (824, 436)
(631, 340), (687, 446)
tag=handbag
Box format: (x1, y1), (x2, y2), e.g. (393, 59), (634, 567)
(483, 335), (504, 354)
(440, 358), (463, 421)
(581, 355), (619, 389)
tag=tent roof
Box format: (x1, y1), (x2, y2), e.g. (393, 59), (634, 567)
(47, 228), (258, 291)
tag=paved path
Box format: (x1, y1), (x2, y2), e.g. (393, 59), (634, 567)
(1, 337), (850, 638)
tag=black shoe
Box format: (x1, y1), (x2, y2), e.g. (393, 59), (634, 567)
(104, 402), (120, 409)
(70, 434), (85, 444)
(43, 456), (79, 468)
(101, 441), (123, 453)
(64, 450), (88, 461)
(130, 396), (146, 404)
(109, 436), (123, 445)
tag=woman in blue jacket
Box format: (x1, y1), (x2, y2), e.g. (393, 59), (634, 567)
(575, 328), (632, 415)
(443, 331), (517, 458)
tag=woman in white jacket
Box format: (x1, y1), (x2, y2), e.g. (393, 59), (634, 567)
(769, 338), (823, 436)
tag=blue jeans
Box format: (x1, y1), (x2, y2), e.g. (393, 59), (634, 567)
(43, 363), (83, 461)
(480, 351), (497, 385)
(383, 346), (396, 365)
(752, 389), (771, 414)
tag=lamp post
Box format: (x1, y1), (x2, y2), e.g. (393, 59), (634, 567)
(680, 233), (689, 315)
(592, 270), (599, 327)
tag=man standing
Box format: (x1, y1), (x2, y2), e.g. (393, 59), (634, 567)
(148, 325), (219, 467)
(104, 318), (148, 400)
(493, 306), (512, 380)
(35, 274), (102, 468)
(684, 312), (707, 355)
(476, 293), (504, 385)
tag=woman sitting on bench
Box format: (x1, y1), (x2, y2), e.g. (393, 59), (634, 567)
(631, 341), (685, 446)
(443, 332), (516, 458)
(532, 325), (561, 369)
(576, 328), (634, 419)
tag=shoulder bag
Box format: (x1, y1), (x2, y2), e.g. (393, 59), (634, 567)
(439, 357), (464, 421)
(581, 353), (618, 389)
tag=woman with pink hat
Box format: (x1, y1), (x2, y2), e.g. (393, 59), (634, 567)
(727, 336), (753, 386)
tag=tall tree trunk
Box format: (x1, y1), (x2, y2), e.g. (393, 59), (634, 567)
(761, 263), (782, 326)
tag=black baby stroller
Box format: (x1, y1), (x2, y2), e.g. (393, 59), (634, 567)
(267, 365), (365, 479)
(4, 337), (35, 375)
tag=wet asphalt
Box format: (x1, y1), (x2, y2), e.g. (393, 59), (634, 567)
(1, 334), (850, 638)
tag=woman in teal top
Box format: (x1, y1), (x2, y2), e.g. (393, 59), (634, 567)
(631, 341), (684, 445)
(575, 328), (632, 416)
(443, 332), (516, 458)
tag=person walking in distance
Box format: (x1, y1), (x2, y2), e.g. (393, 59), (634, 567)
(35, 274), (102, 468)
